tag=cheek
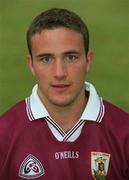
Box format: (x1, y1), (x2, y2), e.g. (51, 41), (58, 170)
(77, 68), (87, 83)
(35, 70), (51, 88)
(32, 64), (46, 78)
(72, 64), (87, 78)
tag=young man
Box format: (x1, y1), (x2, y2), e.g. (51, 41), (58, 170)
(0, 8), (129, 180)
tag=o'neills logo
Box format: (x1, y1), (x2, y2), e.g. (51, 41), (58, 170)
(91, 152), (110, 180)
(55, 151), (79, 160)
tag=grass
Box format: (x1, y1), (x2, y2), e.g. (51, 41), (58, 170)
(0, 0), (129, 114)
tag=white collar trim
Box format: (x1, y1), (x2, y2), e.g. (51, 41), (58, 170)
(26, 82), (104, 123)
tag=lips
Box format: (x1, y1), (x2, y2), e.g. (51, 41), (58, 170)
(51, 84), (71, 91)
(52, 84), (70, 88)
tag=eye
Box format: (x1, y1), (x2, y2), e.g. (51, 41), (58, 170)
(65, 54), (78, 62)
(40, 56), (53, 64)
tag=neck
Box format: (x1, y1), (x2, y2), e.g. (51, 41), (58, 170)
(38, 90), (88, 132)
(52, 100), (87, 131)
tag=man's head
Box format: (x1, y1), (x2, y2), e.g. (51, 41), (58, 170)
(26, 8), (93, 109)
(27, 8), (89, 56)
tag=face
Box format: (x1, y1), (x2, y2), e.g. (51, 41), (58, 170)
(27, 27), (93, 108)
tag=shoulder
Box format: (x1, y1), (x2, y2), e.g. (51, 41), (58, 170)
(103, 100), (129, 128)
(0, 100), (27, 130)
(1, 100), (26, 119)
(103, 100), (129, 118)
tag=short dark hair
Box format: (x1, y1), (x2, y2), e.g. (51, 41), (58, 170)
(27, 8), (89, 56)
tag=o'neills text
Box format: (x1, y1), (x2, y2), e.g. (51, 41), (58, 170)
(55, 151), (79, 160)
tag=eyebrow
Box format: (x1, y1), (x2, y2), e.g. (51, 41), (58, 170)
(63, 51), (80, 55)
(36, 53), (52, 58)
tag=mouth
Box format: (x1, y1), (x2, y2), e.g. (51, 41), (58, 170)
(51, 84), (71, 92)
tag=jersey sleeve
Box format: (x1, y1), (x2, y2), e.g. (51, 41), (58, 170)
(0, 115), (13, 176)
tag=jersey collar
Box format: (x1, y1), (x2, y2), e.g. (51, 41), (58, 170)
(26, 82), (104, 123)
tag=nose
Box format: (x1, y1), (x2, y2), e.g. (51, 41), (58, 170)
(53, 59), (67, 80)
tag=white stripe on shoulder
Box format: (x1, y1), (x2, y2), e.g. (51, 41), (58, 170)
(25, 97), (35, 121)
(96, 98), (105, 123)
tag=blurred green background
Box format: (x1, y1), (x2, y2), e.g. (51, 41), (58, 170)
(0, 0), (129, 114)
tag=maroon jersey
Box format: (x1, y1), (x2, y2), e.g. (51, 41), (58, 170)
(0, 83), (129, 179)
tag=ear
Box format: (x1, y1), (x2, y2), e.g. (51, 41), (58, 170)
(85, 50), (94, 73)
(26, 55), (35, 76)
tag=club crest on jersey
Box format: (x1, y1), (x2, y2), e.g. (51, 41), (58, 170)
(19, 154), (45, 179)
(91, 152), (110, 180)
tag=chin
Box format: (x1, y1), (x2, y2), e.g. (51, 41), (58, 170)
(51, 98), (75, 107)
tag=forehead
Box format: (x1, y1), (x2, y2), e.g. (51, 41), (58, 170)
(31, 27), (85, 53)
